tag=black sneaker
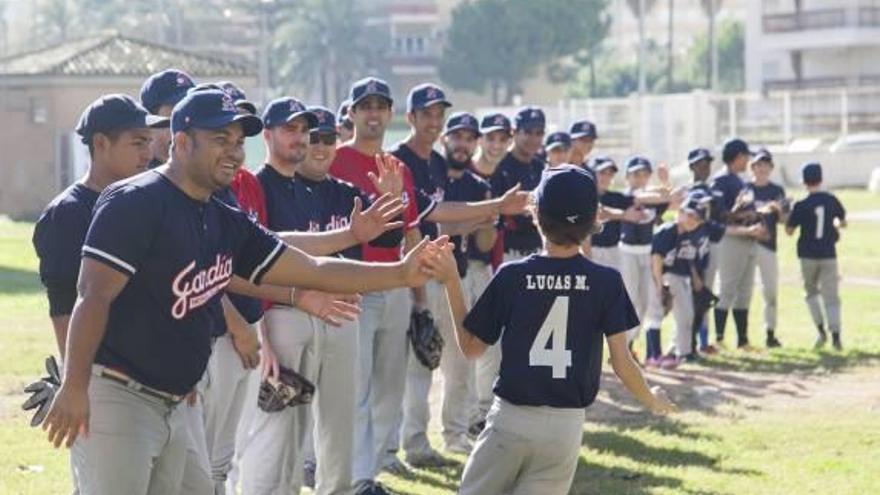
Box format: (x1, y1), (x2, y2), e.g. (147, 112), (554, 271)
(814, 332), (828, 350)
(355, 481), (391, 495)
(766, 335), (782, 348)
(832, 334), (843, 351)
(303, 460), (316, 489)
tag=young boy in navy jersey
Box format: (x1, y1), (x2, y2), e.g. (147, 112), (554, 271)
(425, 165), (676, 495)
(645, 194), (709, 367)
(786, 162), (847, 350)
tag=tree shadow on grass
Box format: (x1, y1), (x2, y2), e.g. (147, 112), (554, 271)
(0, 265), (41, 294)
(698, 348), (880, 374)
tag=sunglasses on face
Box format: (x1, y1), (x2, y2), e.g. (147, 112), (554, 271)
(309, 133), (337, 145)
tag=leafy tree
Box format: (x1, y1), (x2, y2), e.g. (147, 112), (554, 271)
(439, 0), (609, 105)
(683, 19), (744, 92)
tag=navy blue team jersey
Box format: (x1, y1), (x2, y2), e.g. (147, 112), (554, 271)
(82, 171), (284, 395)
(690, 182), (725, 243)
(747, 182), (786, 251)
(389, 142), (445, 239)
(33, 182), (100, 317)
(709, 171), (745, 221)
(786, 192), (846, 259)
(464, 254), (639, 408)
(592, 191), (634, 248)
(620, 192), (667, 246)
(214, 187), (266, 325)
(443, 170), (491, 277)
(491, 152), (544, 253)
(257, 165), (313, 233)
(652, 223), (699, 277)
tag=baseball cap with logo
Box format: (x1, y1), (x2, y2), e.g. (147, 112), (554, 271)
(801, 162), (822, 184)
(407, 83), (452, 113)
(480, 113), (512, 134)
(681, 191), (710, 221)
(589, 155), (618, 173)
(171, 90), (263, 137)
(569, 120), (598, 139)
(544, 131), (572, 151)
(337, 99), (352, 124)
(140, 69), (196, 114)
(535, 164), (598, 226)
(76, 94), (169, 145)
(444, 112), (480, 136)
(262, 97), (318, 129)
(750, 147), (773, 165)
(308, 106), (337, 134)
(625, 155), (653, 174)
(514, 106), (545, 131)
(217, 81), (257, 115)
(350, 76), (393, 107)
(687, 147), (714, 165)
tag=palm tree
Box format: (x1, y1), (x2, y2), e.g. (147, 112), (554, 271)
(626, 0), (658, 94)
(700, 0), (723, 90)
(666, 0), (674, 91)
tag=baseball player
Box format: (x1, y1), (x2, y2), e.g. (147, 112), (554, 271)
(786, 162), (847, 350)
(568, 119), (598, 167)
(711, 138), (768, 349)
(587, 156), (646, 271)
(618, 156), (675, 351)
(471, 113), (512, 181)
(745, 148), (787, 348)
(391, 84), (529, 470)
(543, 131), (572, 168)
(644, 194), (710, 366)
(32, 95), (168, 359)
(421, 165), (676, 495)
(139, 69), (196, 168)
(40, 89), (446, 495)
(328, 77), (421, 495)
(235, 98), (403, 495)
(337, 99), (354, 143)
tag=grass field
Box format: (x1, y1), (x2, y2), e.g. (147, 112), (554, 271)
(1, 190), (879, 494)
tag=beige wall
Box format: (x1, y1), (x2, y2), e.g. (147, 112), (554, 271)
(0, 75), (256, 220)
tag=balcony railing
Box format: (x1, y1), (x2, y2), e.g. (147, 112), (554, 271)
(764, 6), (880, 33)
(765, 75), (880, 91)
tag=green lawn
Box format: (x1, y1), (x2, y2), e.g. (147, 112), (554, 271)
(1, 190), (879, 494)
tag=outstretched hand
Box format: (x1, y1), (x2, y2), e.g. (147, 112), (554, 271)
(350, 194), (405, 243)
(293, 289), (362, 327)
(368, 154), (405, 198)
(498, 183), (530, 215)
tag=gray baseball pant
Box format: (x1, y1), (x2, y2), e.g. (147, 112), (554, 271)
(754, 244), (779, 331)
(800, 258), (842, 333)
(717, 235), (756, 311)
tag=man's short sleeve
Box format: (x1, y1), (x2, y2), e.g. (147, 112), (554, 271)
(401, 167), (422, 231)
(463, 264), (514, 345)
(651, 227), (674, 256)
(33, 205), (89, 316)
(786, 201), (803, 229)
(227, 206), (285, 285)
(599, 270), (640, 336)
(82, 186), (158, 277)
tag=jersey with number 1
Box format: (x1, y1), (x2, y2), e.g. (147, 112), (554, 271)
(786, 191), (845, 259)
(464, 254), (639, 408)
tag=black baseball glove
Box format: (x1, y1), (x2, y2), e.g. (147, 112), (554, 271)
(408, 309), (443, 370)
(661, 285), (674, 316)
(22, 356), (62, 427)
(258, 365), (316, 413)
(693, 287), (720, 309)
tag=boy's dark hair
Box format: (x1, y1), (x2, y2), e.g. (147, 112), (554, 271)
(86, 129), (124, 157)
(804, 178), (822, 186)
(537, 210), (595, 247)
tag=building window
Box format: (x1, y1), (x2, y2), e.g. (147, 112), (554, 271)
(415, 37), (424, 53)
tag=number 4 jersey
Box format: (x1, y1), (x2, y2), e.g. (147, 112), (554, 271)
(464, 254), (639, 408)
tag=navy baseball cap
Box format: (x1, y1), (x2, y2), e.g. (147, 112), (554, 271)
(589, 155), (618, 173)
(262, 97), (318, 129)
(681, 192), (710, 221)
(444, 111), (480, 136)
(349, 76), (393, 107)
(308, 105), (337, 134)
(480, 113), (512, 134)
(140, 69), (196, 114)
(407, 83), (451, 113)
(171, 90), (263, 137)
(535, 164), (598, 225)
(625, 155), (653, 174)
(337, 99), (352, 123)
(514, 106), (545, 131)
(544, 131), (571, 151)
(569, 120), (598, 139)
(76, 94), (169, 144)
(687, 147), (714, 165)
(750, 147), (773, 164)
(802, 162), (822, 183)
(217, 81), (257, 115)
(721, 137), (751, 163)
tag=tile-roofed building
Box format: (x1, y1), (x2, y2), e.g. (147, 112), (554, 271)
(0, 32), (256, 219)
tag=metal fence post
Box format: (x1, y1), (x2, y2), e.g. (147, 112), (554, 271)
(783, 91), (792, 144)
(840, 89), (849, 138)
(728, 95), (737, 137)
